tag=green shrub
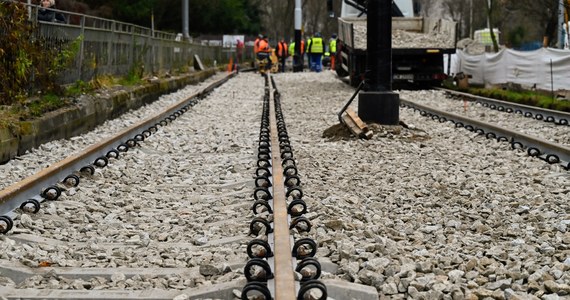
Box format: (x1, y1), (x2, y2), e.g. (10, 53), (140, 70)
(0, 1), (40, 103)
(0, 1), (81, 105)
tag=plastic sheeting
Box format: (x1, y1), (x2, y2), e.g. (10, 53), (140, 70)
(448, 48), (570, 91)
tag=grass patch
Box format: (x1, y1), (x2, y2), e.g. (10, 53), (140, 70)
(0, 106), (21, 131)
(0, 72), (146, 129)
(0, 93), (69, 129)
(118, 67), (144, 86)
(27, 94), (68, 118)
(470, 87), (570, 112)
(118, 74), (143, 86)
(65, 80), (94, 97)
(445, 80), (570, 112)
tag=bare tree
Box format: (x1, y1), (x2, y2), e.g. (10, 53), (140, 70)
(483, 0), (499, 52)
(498, 0), (559, 47)
(256, 0), (564, 50)
(419, 0), (489, 39)
(441, 0), (466, 37)
(259, 0), (295, 42)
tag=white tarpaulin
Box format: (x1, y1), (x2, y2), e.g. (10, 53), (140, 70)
(449, 48), (570, 91)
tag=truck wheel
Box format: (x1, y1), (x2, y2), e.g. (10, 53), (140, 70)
(349, 74), (360, 87)
(335, 64), (348, 78)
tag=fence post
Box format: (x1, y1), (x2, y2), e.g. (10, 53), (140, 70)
(108, 21), (114, 75)
(149, 28), (155, 76)
(550, 58), (554, 99)
(130, 25), (135, 75)
(79, 15), (85, 81)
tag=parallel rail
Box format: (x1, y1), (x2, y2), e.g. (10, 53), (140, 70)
(0, 72), (235, 232)
(437, 87), (570, 126)
(401, 98), (570, 170)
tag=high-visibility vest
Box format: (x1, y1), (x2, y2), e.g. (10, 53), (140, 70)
(289, 40), (305, 55)
(308, 37), (323, 54)
(254, 38), (261, 53)
(329, 39), (337, 54)
(258, 39), (270, 52)
(277, 41), (288, 57)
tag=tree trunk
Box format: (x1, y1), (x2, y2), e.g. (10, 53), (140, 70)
(485, 0), (499, 52)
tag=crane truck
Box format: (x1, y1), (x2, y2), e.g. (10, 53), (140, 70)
(335, 0), (457, 87)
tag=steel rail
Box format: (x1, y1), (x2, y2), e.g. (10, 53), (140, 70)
(267, 75), (297, 299)
(437, 87), (570, 126)
(0, 72), (235, 220)
(401, 98), (570, 170)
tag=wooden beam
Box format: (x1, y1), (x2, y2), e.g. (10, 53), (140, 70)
(341, 108), (373, 139)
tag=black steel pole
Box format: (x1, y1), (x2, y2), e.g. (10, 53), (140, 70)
(293, 0), (303, 72)
(366, 0), (392, 91)
(357, 0), (399, 125)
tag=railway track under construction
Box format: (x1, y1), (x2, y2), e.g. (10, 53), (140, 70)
(0, 72), (375, 299)
(0, 71), (568, 299)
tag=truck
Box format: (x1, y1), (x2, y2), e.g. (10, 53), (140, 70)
(335, 0), (457, 88)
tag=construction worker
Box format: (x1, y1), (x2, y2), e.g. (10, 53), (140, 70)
(236, 39), (244, 70)
(276, 38), (288, 72)
(307, 32), (324, 72)
(256, 35), (272, 74)
(253, 34), (263, 72)
(254, 34), (263, 54)
(289, 39), (305, 70)
(329, 33), (337, 70)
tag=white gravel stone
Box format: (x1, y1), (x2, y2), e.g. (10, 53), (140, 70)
(351, 20), (455, 49)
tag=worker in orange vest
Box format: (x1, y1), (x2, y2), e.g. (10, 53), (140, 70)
(276, 38), (288, 72)
(256, 35), (272, 73)
(254, 34), (263, 54)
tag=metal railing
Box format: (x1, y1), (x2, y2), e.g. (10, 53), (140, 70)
(5, 0), (252, 86)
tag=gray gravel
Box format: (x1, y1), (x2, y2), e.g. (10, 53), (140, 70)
(0, 73), (229, 190)
(350, 19), (456, 49)
(278, 72), (569, 300)
(399, 89), (570, 147)
(0, 71), (569, 299)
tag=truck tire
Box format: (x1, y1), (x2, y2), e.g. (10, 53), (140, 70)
(349, 73), (360, 87)
(335, 62), (349, 78)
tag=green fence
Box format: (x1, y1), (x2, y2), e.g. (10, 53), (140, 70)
(4, 0), (252, 86)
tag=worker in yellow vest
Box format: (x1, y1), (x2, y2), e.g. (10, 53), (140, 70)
(289, 39), (305, 69)
(329, 33), (337, 70)
(307, 32), (324, 72)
